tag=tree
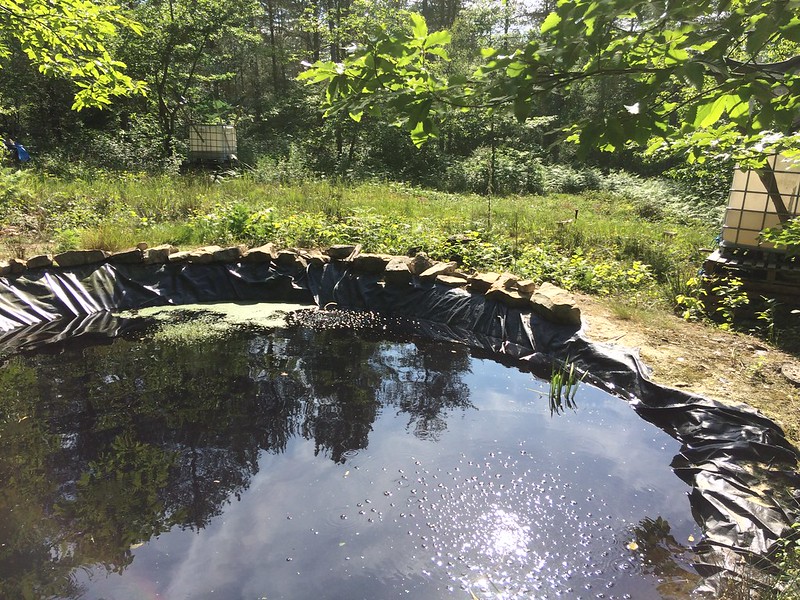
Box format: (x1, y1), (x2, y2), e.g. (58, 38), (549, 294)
(0, 0), (146, 109)
(300, 0), (800, 165)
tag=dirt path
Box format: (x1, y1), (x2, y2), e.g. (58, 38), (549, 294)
(574, 293), (800, 446)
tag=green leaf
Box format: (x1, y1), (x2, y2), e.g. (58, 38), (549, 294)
(410, 13), (428, 39)
(425, 30), (451, 47)
(541, 12), (562, 34)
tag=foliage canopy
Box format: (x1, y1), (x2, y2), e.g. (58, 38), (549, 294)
(301, 0), (800, 163)
(0, 0), (147, 109)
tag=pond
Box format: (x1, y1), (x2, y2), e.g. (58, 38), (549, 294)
(0, 303), (703, 599)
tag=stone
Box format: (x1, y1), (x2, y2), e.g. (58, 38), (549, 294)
(108, 248), (144, 264)
(530, 282), (581, 326)
(437, 274), (469, 287)
(242, 243), (278, 263)
(26, 254), (53, 269)
(53, 249), (109, 267)
(384, 257), (412, 285)
(136, 242), (149, 251)
(213, 246), (243, 263)
(494, 272), (520, 290)
(304, 249), (329, 267)
(419, 261), (457, 281)
(408, 252), (433, 276)
(467, 271), (502, 293)
(485, 278), (529, 308)
(8, 258), (26, 275)
(0, 261), (11, 277)
(276, 249), (299, 267)
(782, 362), (800, 387)
(168, 250), (192, 263)
(144, 244), (177, 264)
(187, 246), (222, 264)
(326, 244), (357, 260)
(517, 279), (537, 294)
(352, 253), (391, 273)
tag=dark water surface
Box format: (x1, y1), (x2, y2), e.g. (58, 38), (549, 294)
(0, 308), (702, 599)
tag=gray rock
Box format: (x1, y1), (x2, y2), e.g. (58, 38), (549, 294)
(467, 271), (502, 293)
(187, 246), (222, 264)
(144, 244), (177, 264)
(213, 246), (243, 263)
(276, 249), (299, 267)
(168, 250), (192, 263)
(108, 248), (144, 264)
(26, 254), (53, 269)
(326, 244), (357, 260)
(517, 279), (537, 294)
(485, 277), (529, 308)
(408, 253), (433, 276)
(384, 257), (412, 285)
(53, 249), (109, 267)
(352, 253), (391, 273)
(8, 258), (26, 275)
(530, 282), (581, 326)
(242, 243), (278, 263)
(419, 261), (457, 281)
(303, 249), (329, 267)
(437, 274), (469, 287)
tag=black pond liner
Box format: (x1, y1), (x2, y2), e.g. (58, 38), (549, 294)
(0, 259), (798, 593)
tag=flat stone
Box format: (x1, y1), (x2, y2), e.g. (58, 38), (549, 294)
(144, 244), (177, 264)
(168, 250), (192, 263)
(187, 246), (222, 264)
(53, 249), (109, 267)
(243, 243), (278, 263)
(485, 282), (529, 308)
(26, 254), (53, 269)
(303, 249), (328, 267)
(530, 282), (581, 326)
(467, 272), (502, 293)
(383, 257), (411, 285)
(782, 362), (800, 387)
(437, 274), (469, 287)
(326, 244), (357, 260)
(419, 261), (458, 281)
(213, 246), (243, 263)
(408, 253), (434, 276)
(276, 249), (299, 267)
(352, 253), (391, 274)
(494, 272), (520, 290)
(517, 279), (537, 294)
(8, 258), (26, 275)
(108, 248), (144, 264)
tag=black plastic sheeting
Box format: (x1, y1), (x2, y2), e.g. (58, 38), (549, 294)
(0, 260), (798, 590)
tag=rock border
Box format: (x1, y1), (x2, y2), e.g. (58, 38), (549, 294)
(4, 243), (581, 327)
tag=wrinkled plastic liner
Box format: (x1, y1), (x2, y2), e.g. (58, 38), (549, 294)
(0, 260), (797, 590)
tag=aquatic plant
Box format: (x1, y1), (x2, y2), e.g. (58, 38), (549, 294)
(548, 359), (585, 416)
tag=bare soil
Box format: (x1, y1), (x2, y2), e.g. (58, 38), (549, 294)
(574, 292), (800, 447)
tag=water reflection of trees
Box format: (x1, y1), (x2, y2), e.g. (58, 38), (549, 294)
(0, 319), (475, 598)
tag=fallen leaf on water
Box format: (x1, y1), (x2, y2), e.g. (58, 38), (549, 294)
(688, 535), (695, 542)
(627, 541), (639, 551)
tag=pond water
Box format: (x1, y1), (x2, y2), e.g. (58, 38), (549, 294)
(0, 305), (702, 599)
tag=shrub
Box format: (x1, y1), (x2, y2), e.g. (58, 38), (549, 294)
(450, 147), (545, 195)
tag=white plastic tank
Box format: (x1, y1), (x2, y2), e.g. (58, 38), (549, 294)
(722, 154), (800, 250)
(188, 124), (237, 162)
